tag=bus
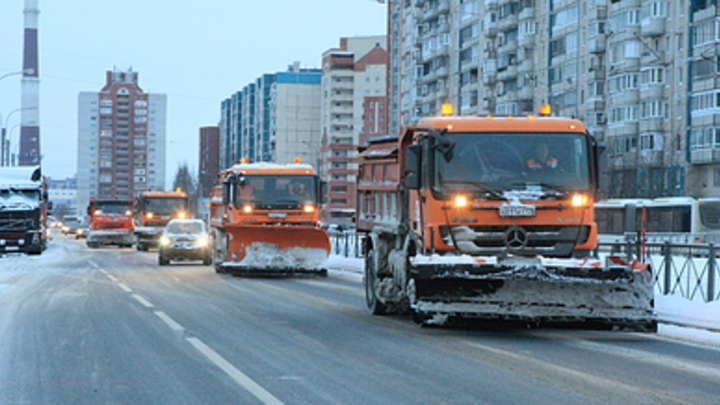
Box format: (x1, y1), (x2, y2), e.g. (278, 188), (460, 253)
(594, 197), (720, 244)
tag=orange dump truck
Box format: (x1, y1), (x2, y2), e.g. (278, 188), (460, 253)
(133, 191), (189, 251)
(357, 109), (655, 330)
(86, 198), (134, 248)
(210, 161), (330, 276)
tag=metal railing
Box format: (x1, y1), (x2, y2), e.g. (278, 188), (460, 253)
(328, 231), (364, 259)
(598, 240), (720, 303)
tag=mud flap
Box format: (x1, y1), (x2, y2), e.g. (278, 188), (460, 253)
(409, 262), (655, 330)
(217, 225), (330, 275)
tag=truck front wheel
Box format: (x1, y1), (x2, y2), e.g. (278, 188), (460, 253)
(364, 249), (387, 315)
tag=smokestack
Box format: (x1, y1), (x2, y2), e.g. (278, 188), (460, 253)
(19, 0), (40, 166)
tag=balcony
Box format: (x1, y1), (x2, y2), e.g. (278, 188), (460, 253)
(639, 117), (665, 133)
(589, 37), (606, 53)
(436, 66), (449, 78)
(517, 58), (533, 74)
(519, 33), (534, 48)
(498, 14), (518, 31)
(498, 39), (518, 54)
(518, 7), (534, 21)
(498, 65), (517, 81)
(639, 85), (663, 101)
(691, 149), (720, 164)
(641, 17), (665, 37)
(587, 99), (605, 111)
(638, 150), (664, 167)
(518, 86), (533, 101)
(485, 0), (498, 11)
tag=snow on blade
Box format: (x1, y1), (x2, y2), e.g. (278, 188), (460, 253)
(223, 242), (328, 269)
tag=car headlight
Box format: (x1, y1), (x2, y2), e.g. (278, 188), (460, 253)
(197, 236), (209, 247)
(76, 229), (84, 235)
(62, 226), (69, 232)
(160, 236), (171, 246)
(178, 212), (187, 219)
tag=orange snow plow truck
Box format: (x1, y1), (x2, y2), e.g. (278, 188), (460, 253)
(357, 108), (656, 331)
(210, 161), (330, 276)
(134, 191), (189, 251)
(86, 198), (134, 248)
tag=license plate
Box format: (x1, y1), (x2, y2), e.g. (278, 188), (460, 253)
(499, 205), (536, 218)
(268, 212), (287, 218)
(5, 246), (19, 251)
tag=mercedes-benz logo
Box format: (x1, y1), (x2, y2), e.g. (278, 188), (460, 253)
(505, 226), (527, 250)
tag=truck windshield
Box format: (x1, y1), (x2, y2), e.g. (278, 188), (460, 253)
(0, 189), (40, 201)
(144, 197), (187, 215)
(95, 203), (130, 215)
(236, 175), (316, 208)
(433, 132), (591, 197)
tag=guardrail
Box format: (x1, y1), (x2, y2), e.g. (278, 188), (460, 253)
(598, 240), (720, 303)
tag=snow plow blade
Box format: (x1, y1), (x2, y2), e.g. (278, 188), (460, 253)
(408, 255), (656, 331)
(217, 226), (330, 276)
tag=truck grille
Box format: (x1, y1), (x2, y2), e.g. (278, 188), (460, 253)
(439, 225), (590, 258)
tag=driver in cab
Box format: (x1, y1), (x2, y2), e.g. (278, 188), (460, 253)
(287, 179), (311, 199)
(526, 142), (558, 171)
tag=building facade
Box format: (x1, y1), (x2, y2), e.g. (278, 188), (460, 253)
(320, 36), (388, 224)
(220, 64), (322, 170)
(47, 176), (77, 216)
(76, 68), (167, 213)
(386, 0), (720, 199)
(199, 126), (220, 198)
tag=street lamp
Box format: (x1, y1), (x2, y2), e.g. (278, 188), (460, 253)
(0, 68), (34, 84)
(1, 107), (36, 166)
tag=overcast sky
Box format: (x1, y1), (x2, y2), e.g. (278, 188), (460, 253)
(0, 0), (387, 184)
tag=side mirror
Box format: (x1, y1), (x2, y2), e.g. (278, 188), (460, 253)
(405, 144), (421, 190)
(47, 201), (54, 211)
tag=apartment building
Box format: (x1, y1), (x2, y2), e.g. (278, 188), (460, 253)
(386, 0), (720, 198)
(198, 126), (220, 198)
(319, 36), (388, 225)
(76, 68), (166, 214)
(220, 64), (321, 170)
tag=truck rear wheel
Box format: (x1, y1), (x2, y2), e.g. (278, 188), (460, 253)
(364, 249), (387, 315)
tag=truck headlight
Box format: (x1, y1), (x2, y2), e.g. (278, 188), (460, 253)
(197, 237), (209, 247)
(243, 205), (253, 214)
(303, 204), (315, 213)
(146, 212), (154, 219)
(572, 194), (589, 207)
(160, 236), (171, 246)
(178, 212), (187, 219)
(454, 195), (468, 208)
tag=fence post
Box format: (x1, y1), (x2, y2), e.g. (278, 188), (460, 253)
(664, 241), (672, 295)
(344, 233), (349, 257)
(708, 242), (716, 302)
(625, 239), (633, 264)
(334, 234), (340, 256)
(354, 233), (359, 258)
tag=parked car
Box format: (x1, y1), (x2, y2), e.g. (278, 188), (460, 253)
(158, 219), (212, 266)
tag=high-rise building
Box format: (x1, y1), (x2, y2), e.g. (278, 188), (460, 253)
(319, 36), (388, 225)
(220, 63), (322, 170)
(76, 68), (167, 213)
(386, 1), (719, 198)
(199, 126), (220, 198)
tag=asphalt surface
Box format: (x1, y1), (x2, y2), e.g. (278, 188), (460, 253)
(1, 234), (719, 404)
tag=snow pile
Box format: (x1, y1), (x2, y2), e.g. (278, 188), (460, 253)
(502, 189), (550, 202)
(655, 293), (720, 331)
(225, 242), (328, 269)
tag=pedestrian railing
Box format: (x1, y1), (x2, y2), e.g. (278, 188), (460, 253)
(598, 240), (720, 303)
(328, 231), (364, 259)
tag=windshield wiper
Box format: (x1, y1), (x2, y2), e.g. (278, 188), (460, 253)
(441, 181), (505, 199)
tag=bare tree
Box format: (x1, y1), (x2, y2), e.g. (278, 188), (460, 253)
(172, 162), (199, 216)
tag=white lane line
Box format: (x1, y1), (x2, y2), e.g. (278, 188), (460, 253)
(88, 260), (101, 269)
(154, 311), (185, 332)
(106, 274), (118, 282)
(131, 294), (154, 308)
(116, 283), (133, 293)
(566, 339), (720, 381)
(186, 337), (284, 405)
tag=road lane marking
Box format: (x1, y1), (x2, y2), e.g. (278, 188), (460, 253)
(131, 294), (154, 308)
(106, 274), (118, 282)
(186, 337), (284, 405)
(154, 311), (184, 332)
(116, 283), (133, 293)
(88, 260), (101, 269)
(565, 338), (720, 382)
